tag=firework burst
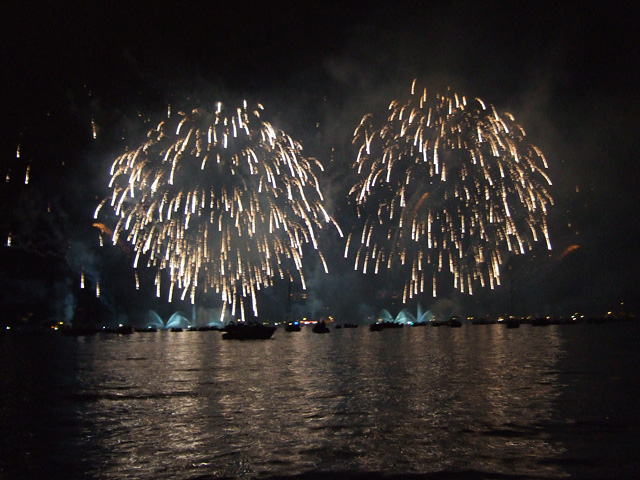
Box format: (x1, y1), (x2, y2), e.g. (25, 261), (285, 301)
(96, 101), (341, 321)
(348, 81), (553, 303)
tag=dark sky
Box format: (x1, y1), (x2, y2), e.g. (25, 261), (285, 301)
(1, 1), (639, 323)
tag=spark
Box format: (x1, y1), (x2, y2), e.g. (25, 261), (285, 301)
(99, 101), (339, 319)
(350, 82), (553, 301)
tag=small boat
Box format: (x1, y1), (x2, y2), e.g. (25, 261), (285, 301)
(312, 321), (330, 334)
(222, 322), (276, 340)
(284, 322), (301, 332)
(448, 316), (463, 328)
(369, 321), (403, 331)
(505, 319), (520, 329)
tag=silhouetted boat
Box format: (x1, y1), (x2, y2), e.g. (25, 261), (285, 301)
(312, 321), (330, 334)
(369, 321), (403, 331)
(284, 322), (301, 332)
(139, 326), (158, 332)
(169, 327), (183, 332)
(222, 322), (276, 340)
(449, 316), (463, 327)
(505, 319), (520, 328)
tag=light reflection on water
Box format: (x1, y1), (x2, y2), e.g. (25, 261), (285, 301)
(2, 323), (638, 479)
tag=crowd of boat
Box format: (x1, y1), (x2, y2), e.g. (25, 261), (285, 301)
(3, 311), (631, 340)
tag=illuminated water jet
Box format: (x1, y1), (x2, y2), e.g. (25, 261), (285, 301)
(375, 304), (435, 324)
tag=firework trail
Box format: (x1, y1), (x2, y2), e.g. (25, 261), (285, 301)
(96, 101), (341, 321)
(348, 80), (553, 303)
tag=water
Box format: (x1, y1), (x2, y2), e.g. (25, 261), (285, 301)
(1, 323), (639, 479)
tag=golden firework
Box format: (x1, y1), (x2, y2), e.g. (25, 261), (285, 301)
(97, 101), (341, 321)
(349, 81), (553, 302)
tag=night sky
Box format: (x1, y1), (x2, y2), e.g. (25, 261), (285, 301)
(1, 1), (639, 325)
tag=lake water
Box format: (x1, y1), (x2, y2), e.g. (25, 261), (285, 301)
(1, 322), (639, 480)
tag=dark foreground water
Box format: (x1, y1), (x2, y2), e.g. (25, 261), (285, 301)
(1, 322), (639, 480)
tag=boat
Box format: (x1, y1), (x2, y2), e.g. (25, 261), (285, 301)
(343, 323), (358, 328)
(312, 321), (330, 334)
(448, 316), (463, 328)
(222, 322), (276, 340)
(369, 321), (403, 331)
(505, 319), (520, 329)
(284, 322), (301, 332)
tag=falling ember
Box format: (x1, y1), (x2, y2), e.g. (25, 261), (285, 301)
(558, 244), (579, 261)
(6, 233), (11, 247)
(96, 282), (101, 297)
(24, 165), (30, 184)
(91, 119), (97, 139)
(350, 81), (553, 302)
(16, 144), (20, 158)
(97, 101), (340, 319)
(80, 271), (85, 289)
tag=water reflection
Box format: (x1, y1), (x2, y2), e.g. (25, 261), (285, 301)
(1, 324), (577, 479)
